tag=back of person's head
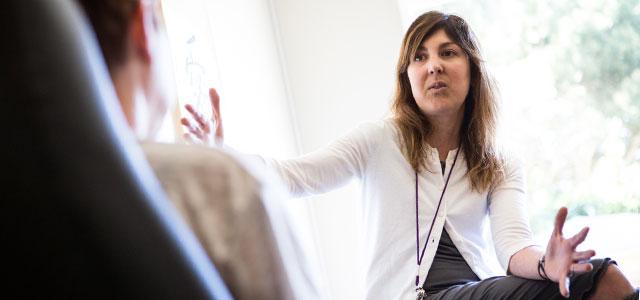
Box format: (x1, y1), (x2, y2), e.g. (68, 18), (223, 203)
(76, 0), (176, 140)
(76, 0), (138, 71)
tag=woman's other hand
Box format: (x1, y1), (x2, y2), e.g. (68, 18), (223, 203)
(544, 207), (596, 298)
(181, 88), (224, 146)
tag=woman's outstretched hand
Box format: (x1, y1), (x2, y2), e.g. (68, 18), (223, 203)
(181, 88), (224, 146)
(544, 207), (596, 298)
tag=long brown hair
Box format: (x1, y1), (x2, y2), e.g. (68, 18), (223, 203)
(392, 11), (504, 192)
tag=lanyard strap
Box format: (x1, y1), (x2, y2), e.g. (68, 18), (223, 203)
(415, 147), (461, 288)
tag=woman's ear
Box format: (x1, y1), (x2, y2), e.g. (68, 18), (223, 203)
(128, 2), (151, 65)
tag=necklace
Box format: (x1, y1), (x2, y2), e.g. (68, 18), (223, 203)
(414, 147), (460, 300)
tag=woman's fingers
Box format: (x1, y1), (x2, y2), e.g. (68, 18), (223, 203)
(188, 127), (203, 140)
(184, 104), (199, 121)
(180, 117), (191, 128)
(185, 104), (210, 132)
(569, 251), (594, 276)
(572, 250), (595, 262)
(568, 227), (590, 248)
(180, 117), (196, 134)
(553, 207), (568, 237)
(181, 117), (204, 140)
(570, 262), (593, 274)
(558, 273), (570, 298)
(209, 88), (224, 141)
(209, 88), (220, 117)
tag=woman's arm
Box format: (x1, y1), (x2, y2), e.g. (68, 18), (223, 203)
(507, 208), (596, 298)
(267, 122), (378, 197)
(488, 157), (539, 272)
(507, 245), (544, 279)
(179, 87), (380, 197)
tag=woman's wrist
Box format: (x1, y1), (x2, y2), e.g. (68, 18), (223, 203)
(537, 255), (552, 281)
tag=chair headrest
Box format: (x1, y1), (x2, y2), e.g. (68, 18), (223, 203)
(1, 1), (231, 299)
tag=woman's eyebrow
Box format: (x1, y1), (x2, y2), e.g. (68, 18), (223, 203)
(438, 41), (458, 49)
(417, 41), (458, 51)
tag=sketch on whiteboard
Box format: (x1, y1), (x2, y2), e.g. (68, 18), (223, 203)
(184, 35), (210, 119)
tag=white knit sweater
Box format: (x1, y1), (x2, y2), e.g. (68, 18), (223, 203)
(269, 118), (537, 300)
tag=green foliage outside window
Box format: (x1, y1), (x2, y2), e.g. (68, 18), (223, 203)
(520, 0), (640, 227)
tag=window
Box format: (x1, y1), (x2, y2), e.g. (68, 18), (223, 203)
(159, 0), (299, 159)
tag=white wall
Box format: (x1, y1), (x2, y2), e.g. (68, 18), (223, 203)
(270, 0), (403, 298)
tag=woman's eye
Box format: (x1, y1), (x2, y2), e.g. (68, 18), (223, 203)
(441, 49), (457, 57)
(414, 54), (426, 61)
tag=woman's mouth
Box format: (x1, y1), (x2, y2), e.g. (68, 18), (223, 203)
(428, 81), (447, 92)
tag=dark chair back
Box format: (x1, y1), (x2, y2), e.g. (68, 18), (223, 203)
(0, 1), (232, 299)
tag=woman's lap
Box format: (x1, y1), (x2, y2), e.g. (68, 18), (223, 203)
(426, 258), (615, 300)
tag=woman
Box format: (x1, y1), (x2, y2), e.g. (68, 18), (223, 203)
(184, 11), (638, 300)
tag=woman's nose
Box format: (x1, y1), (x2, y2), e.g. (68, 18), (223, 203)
(427, 59), (443, 75)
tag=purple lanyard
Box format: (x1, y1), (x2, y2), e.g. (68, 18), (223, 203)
(415, 147), (460, 290)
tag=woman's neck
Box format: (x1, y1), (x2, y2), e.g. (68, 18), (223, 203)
(427, 114), (462, 161)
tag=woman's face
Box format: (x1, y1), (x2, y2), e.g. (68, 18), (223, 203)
(407, 29), (470, 120)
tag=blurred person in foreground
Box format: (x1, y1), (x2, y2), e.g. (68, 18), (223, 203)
(75, 0), (321, 299)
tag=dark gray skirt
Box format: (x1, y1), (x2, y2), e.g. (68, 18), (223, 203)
(424, 230), (615, 300)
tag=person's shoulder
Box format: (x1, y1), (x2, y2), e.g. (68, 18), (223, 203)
(141, 142), (257, 185)
(349, 117), (398, 141)
(496, 146), (525, 175)
(142, 142), (235, 167)
(355, 118), (396, 132)
(141, 142), (263, 210)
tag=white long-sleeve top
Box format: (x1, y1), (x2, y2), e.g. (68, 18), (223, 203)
(269, 119), (537, 300)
